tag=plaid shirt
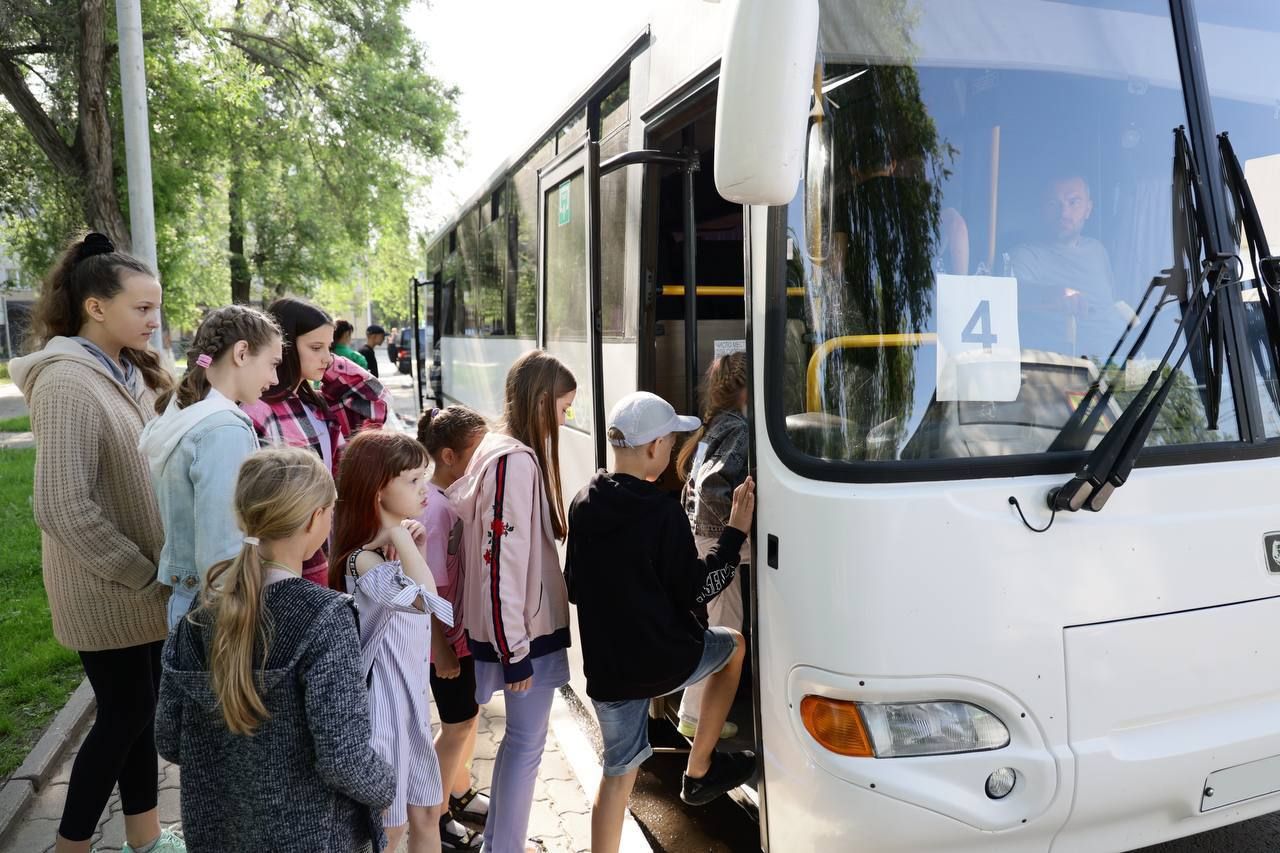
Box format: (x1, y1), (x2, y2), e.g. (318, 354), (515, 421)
(241, 356), (390, 583)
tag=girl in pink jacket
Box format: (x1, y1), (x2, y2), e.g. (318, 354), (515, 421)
(446, 350), (575, 853)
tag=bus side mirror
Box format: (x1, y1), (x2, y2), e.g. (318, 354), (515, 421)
(714, 0), (819, 205)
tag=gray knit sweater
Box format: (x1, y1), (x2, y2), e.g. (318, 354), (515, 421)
(156, 578), (395, 852)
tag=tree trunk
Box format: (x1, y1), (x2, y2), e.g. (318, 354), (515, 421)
(76, 0), (131, 250)
(228, 162), (251, 303)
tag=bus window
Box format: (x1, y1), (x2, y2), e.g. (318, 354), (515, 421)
(544, 171), (594, 432)
(777, 0), (1239, 466)
(1197, 6), (1280, 437)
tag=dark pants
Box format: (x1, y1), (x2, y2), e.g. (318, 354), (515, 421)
(59, 641), (163, 841)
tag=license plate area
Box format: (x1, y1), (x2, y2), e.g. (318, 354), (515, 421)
(1202, 753), (1280, 811)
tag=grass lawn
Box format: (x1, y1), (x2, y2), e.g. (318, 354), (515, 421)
(0, 415), (30, 432)
(0, 448), (82, 779)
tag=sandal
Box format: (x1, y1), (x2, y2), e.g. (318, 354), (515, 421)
(450, 786), (490, 822)
(439, 812), (483, 850)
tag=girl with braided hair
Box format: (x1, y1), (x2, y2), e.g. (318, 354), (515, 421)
(11, 233), (184, 853)
(139, 305), (283, 628)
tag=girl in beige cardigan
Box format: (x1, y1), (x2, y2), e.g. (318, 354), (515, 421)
(11, 234), (185, 853)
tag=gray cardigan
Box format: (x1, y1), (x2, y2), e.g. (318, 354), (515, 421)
(156, 578), (395, 852)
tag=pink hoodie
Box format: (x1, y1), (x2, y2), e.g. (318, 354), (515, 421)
(445, 431), (571, 682)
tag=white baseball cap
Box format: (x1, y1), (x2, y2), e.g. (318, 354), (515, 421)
(607, 392), (702, 448)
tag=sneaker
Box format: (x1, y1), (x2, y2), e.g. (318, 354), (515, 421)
(122, 827), (186, 852)
(680, 750), (757, 806)
(440, 812), (482, 850)
(676, 718), (739, 740)
(450, 787), (489, 822)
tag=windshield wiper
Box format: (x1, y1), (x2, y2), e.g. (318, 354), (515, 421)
(1047, 127), (1239, 514)
(1046, 269), (1174, 453)
(1219, 131), (1280, 411)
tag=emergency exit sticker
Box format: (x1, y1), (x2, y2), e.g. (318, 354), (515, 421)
(558, 181), (572, 226)
(935, 274), (1021, 402)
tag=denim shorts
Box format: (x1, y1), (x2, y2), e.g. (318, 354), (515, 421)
(591, 627), (738, 776)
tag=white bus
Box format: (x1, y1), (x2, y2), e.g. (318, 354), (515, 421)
(412, 1), (1280, 849)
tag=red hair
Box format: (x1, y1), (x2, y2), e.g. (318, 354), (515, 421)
(329, 429), (428, 589)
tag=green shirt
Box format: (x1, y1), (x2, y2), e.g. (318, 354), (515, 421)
(333, 342), (367, 369)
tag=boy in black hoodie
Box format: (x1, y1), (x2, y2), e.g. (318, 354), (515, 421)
(566, 391), (756, 853)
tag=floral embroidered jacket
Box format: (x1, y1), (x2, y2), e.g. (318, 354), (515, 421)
(445, 431), (571, 684)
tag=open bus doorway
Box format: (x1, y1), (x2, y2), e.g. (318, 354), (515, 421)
(639, 103), (760, 802)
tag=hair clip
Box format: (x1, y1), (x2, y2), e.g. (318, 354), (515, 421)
(243, 536), (260, 546)
(195, 353), (213, 368)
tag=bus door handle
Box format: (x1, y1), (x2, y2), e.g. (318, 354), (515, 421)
(767, 534), (779, 569)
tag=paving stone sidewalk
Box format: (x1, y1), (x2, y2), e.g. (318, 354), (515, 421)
(1, 691), (595, 853)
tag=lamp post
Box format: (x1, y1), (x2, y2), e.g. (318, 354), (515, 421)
(114, 0), (162, 352)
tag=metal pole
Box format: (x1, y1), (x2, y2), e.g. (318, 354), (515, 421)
(681, 131), (699, 417)
(586, 99), (607, 470)
(411, 277), (423, 413)
(114, 0), (162, 350)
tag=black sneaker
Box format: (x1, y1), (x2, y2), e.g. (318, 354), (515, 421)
(680, 750), (757, 806)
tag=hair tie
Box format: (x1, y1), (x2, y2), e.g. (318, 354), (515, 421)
(75, 232), (115, 264)
(428, 407), (440, 421)
(195, 353), (213, 368)
(243, 536), (260, 546)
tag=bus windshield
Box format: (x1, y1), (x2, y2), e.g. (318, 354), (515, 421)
(777, 0), (1243, 466)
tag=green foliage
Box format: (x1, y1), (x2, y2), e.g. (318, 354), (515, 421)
(0, 0), (457, 325)
(0, 449), (82, 777)
(0, 415), (30, 432)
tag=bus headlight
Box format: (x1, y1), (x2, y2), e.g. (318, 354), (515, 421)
(861, 701), (1010, 757)
(800, 696), (1010, 758)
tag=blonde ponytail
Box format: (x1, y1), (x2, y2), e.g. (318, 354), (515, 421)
(199, 446), (335, 735)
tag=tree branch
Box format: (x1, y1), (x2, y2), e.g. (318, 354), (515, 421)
(0, 44), (55, 58)
(0, 53), (79, 179)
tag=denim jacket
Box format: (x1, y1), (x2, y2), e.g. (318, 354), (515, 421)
(139, 390), (258, 616)
(682, 410), (750, 541)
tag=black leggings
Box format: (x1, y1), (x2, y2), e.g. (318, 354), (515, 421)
(59, 641), (163, 841)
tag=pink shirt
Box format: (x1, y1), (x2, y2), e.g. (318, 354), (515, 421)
(419, 484), (469, 658)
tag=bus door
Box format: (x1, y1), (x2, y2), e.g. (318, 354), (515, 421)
(538, 148), (603, 494)
(634, 100), (760, 804)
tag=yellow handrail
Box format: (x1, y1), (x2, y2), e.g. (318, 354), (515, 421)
(805, 333), (937, 412)
(661, 285), (807, 297)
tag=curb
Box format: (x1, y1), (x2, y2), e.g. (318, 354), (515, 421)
(0, 679), (96, 844)
(0, 433), (34, 450)
(550, 686), (653, 852)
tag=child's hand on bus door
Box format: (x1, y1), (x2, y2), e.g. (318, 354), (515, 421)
(728, 476), (756, 534)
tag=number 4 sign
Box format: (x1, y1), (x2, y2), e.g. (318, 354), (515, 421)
(935, 274), (1021, 402)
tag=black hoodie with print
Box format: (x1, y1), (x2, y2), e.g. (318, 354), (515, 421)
(565, 471), (746, 701)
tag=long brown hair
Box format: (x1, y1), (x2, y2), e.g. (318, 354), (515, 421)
(677, 352), (748, 480)
(330, 429), (430, 590)
(155, 305), (281, 412)
(262, 297), (333, 408)
(200, 446), (335, 736)
(30, 232), (172, 394)
(501, 350), (576, 540)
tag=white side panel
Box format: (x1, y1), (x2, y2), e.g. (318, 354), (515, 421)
(643, 0), (730, 114)
(440, 336), (535, 420)
(1056, 597), (1280, 851)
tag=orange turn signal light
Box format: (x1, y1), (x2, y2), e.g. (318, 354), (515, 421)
(800, 695), (874, 757)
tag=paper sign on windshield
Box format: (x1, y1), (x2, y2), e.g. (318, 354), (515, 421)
(935, 274), (1021, 402)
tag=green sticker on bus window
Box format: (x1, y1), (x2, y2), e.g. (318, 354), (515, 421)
(558, 181), (572, 226)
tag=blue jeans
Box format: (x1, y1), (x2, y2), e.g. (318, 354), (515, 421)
(475, 648), (569, 853)
(592, 627), (739, 776)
